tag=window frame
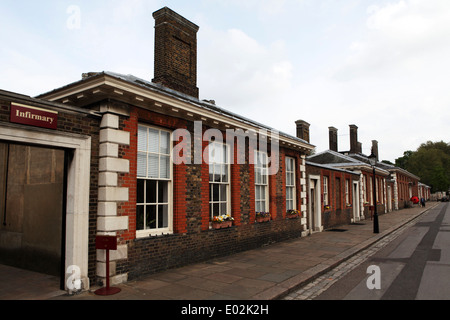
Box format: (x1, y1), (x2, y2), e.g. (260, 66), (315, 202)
(323, 176), (329, 206)
(255, 150), (269, 213)
(345, 179), (350, 205)
(208, 141), (231, 220)
(285, 156), (296, 211)
(136, 124), (173, 238)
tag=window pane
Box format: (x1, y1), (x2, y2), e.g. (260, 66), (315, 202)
(213, 203), (219, 216)
(261, 201), (266, 212)
(137, 152), (147, 177)
(220, 184), (227, 202)
(222, 164), (228, 183)
(160, 131), (170, 155)
(213, 184), (220, 201)
(158, 181), (168, 203)
(148, 154), (159, 178)
(256, 185), (261, 201)
(137, 179), (145, 203)
(138, 126), (147, 152)
(136, 205), (144, 230)
(208, 144), (214, 163)
(160, 155), (170, 179)
(148, 129), (159, 153)
(222, 145), (228, 163)
(214, 164), (221, 182)
(158, 205), (168, 228)
(146, 205), (156, 229)
(256, 168), (261, 185)
(220, 202), (227, 215)
(146, 180), (157, 204)
(209, 164), (214, 182)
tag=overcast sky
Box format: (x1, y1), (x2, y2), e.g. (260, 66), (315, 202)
(1, 0), (449, 162)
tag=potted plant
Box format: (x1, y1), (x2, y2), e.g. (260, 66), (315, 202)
(212, 214), (234, 229)
(223, 214), (234, 228)
(256, 212), (270, 223)
(286, 209), (300, 219)
(212, 215), (224, 229)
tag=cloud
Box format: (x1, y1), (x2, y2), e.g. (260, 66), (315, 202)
(336, 0), (450, 80)
(325, 0), (450, 161)
(198, 27), (293, 115)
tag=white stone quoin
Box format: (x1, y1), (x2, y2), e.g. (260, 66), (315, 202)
(96, 112), (130, 286)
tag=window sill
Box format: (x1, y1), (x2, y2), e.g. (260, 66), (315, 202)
(135, 230), (173, 240)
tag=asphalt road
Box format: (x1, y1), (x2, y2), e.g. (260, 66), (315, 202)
(312, 202), (450, 300)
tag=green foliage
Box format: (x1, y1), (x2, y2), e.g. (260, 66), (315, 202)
(395, 141), (450, 193)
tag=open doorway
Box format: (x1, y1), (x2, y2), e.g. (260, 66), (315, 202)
(308, 175), (323, 233)
(0, 142), (67, 289)
(352, 181), (361, 222)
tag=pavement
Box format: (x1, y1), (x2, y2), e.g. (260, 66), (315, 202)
(0, 203), (440, 301)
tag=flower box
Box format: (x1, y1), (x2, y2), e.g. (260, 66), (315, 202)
(256, 212), (270, 223)
(211, 214), (234, 229)
(286, 209), (300, 219)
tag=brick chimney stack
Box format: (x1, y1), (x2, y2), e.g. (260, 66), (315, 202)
(349, 124), (360, 154)
(372, 140), (379, 161)
(295, 120), (310, 143)
(329, 127), (338, 152)
(152, 7), (199, 98)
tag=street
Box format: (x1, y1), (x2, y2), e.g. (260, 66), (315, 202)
(287, 202), (450, 300)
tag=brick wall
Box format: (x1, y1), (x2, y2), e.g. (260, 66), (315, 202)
(113, 103), (309, 280)
(306, 165), (360, 229)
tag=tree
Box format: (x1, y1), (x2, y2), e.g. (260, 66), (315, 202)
(395, 141), (450, 193)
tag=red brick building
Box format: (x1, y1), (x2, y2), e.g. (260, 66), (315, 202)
(35, 7), (314, 289)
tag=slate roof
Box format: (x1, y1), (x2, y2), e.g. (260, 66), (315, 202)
(38, 71), (314, 150)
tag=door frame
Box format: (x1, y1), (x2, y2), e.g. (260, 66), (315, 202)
(352, 181), (361, 222)
(0, 124), (91, 291)
(308, 175), (323, 233)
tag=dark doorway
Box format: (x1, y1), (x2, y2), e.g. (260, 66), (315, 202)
(0, 142), (67, 287)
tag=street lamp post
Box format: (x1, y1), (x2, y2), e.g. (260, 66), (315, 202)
(368, 152), (379, 234)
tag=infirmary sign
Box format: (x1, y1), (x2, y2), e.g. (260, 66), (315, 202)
(10, 103), (58, 129)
